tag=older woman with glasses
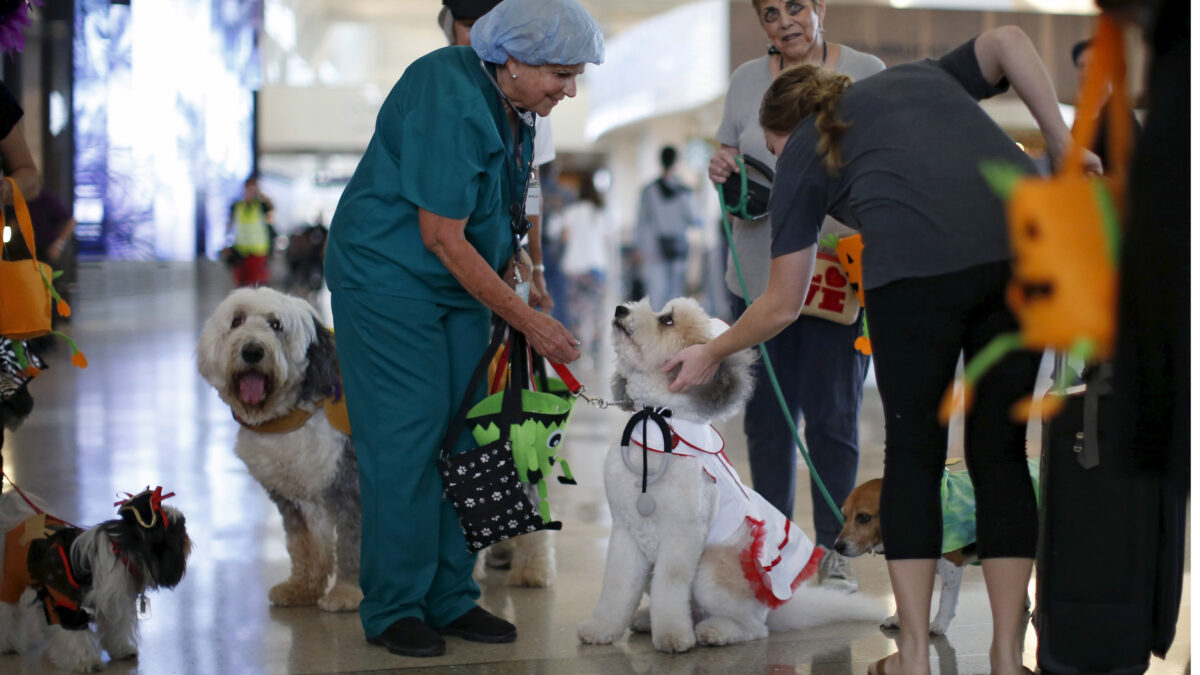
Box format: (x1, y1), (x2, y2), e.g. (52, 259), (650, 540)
(324, 0), (602, 658)
(709, 0), (884, 592)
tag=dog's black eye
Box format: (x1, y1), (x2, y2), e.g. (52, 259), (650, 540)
(856, 513), (872, 524)
(658, 314), (674, 327)
(268, 318), (282, 332)
(231, 313), (244, 329)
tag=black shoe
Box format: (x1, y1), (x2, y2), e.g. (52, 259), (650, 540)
(438, 606), (517, 643)
(366, 617), (446, 657)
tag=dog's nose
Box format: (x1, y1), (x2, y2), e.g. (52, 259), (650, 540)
(241, 343), (265, 364)
(614, 305), (629, 318)
(834, 540), (847, 555)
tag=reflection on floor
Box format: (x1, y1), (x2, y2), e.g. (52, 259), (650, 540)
(0, 261), (1189, 674)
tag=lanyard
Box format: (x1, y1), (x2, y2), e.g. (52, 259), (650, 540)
(479, 60), (534, 258)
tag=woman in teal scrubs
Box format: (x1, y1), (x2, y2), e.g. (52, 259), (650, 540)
(324, 0), (603, 658)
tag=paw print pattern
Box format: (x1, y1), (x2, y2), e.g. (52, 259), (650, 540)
(440, 440), (550, 552)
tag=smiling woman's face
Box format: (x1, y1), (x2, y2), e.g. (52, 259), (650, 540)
(504, 61), (586, 117)
(758, 0), (824, 64)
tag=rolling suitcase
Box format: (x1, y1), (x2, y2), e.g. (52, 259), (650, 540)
(1034, 364), (1177, 674)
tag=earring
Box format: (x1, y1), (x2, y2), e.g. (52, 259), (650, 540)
(512, 72), (518, 79)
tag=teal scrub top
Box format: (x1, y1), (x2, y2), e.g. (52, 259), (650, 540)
(325, 46), (534, 308)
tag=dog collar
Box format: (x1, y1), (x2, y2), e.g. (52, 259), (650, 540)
(233, 396), (351, 435)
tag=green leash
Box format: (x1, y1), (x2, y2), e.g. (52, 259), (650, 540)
(718, 155), (845, 526)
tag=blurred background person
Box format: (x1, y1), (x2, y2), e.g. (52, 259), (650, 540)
(224, 175), (275, 287)
(553, 172), (612, 369)
(538, 160), (573, 328)
(634, 145), (699, 309)
(708, 0), (884, 592)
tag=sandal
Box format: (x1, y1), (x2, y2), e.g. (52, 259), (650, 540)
(868, 655), (895, 675)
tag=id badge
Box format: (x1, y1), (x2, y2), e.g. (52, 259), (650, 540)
(516, 281), (531, 304)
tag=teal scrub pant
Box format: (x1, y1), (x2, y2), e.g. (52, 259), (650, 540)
(330, 288), (489, 638)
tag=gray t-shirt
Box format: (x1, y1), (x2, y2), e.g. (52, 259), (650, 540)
(769, 38), (1037, 290)
(715, 45), (885, 299)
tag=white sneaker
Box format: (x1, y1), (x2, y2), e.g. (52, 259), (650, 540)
(817, 548), (858, 593)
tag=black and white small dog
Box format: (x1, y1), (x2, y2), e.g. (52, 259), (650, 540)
(0, 487), (191, 672)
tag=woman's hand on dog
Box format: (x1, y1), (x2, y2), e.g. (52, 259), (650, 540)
(663, 343), (719, 392)
(521, 310), (581, 364)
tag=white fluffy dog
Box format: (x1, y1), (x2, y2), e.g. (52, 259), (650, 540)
(197, 287), (360, 612)
(577, 298), (882, 652)
(0, 487), (191, 672)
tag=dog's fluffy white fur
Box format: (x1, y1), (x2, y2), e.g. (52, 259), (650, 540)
(197, 287), (361, 611)
(577, 298), (883, 652)
(0, 489), (191, 672)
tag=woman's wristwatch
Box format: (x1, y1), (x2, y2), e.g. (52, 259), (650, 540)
(532, 264), (545, 273)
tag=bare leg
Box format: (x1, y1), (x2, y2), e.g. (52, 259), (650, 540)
(981, 557), (1034, 675)
(871, 559), (936, 675)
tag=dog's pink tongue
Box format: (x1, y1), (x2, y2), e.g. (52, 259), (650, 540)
(239, 374), (266, 405)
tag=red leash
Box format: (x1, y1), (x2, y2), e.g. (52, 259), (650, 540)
(1, 470), (79, 528)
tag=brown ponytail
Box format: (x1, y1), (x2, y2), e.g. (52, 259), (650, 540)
(759, 64), (852, 173)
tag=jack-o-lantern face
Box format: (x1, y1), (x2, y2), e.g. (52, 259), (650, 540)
(985, 163), (1119, 361)
(835, 234), (867, 307)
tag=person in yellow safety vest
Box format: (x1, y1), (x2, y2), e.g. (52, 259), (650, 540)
(226, 175), (275, 287)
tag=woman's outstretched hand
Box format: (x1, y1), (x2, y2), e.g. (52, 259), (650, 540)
(521, 310), (581, 364)
(663, 343), (719, 393)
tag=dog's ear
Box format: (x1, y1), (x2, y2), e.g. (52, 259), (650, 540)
(149, 512), (191, 588)
(301, 316), (341, 403)
(690, 349), (755, 421)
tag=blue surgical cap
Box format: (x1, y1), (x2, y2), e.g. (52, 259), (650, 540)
(471, 0), (605, 67)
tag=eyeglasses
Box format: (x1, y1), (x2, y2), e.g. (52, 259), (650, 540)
(761, 1), (809, 23)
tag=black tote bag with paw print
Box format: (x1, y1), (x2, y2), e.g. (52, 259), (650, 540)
(438, 316), (559, 553)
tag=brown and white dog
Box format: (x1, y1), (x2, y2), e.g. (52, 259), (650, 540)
(833, 477), (973, 635)
(835, 459), (1039, 635)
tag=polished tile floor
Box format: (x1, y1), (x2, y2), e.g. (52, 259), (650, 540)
(0, 261), (1189, 674)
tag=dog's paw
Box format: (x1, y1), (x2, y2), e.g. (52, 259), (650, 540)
(577, 618), (625, 645)
(506, 560), (554, 588)
(929, 618), (950, 636)
(651, 626), (696, 654)
(695, 618), (734, 646)
(49, 652), (103, 673)
(269, 580), (322, 607)
(108, 648), (138, 662)
(484, 540), (514, 569)
(318, 583), (363, 612)
(630, 607), (651, 633)
(880, 613), (900, 631)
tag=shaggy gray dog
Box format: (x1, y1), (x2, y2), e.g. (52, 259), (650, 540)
(197, 287), (360, 612)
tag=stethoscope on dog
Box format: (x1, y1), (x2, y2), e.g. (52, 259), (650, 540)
(619, 407), (675, 517)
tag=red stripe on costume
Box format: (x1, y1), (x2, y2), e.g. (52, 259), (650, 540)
(56, 547), (81, 596)
(739, 519), (824, 608)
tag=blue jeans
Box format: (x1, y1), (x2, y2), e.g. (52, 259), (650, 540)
(730, 296), (870, 548)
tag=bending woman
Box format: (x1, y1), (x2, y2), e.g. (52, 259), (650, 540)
(667, 26), (1099, 675)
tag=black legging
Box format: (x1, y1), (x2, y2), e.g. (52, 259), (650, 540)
(866, 261), (1041, 560)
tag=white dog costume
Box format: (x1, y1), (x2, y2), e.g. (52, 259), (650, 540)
(578, 298), (881, 652)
